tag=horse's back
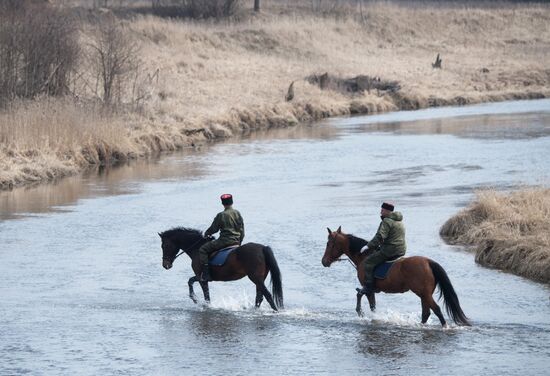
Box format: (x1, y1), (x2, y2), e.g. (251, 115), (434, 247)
(378, 255), (433, 293)
(223, 242), (267, 266)
(234, 242), (266, 254)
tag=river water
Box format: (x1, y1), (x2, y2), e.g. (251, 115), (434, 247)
(1, 99), (549, 375)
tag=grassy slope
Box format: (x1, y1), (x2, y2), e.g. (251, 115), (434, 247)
(1, 2), (549, 188)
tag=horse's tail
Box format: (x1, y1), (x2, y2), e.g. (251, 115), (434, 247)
(429, 260), (470, 326)
(263, 246), (284, 309)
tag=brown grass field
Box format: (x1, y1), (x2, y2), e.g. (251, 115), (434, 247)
(440, 188), (550, 284)
(1, 1), (549, 189)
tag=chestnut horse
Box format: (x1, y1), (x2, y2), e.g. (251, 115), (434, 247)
(322, 227), (470, 326)
(159, 227), (283, 311)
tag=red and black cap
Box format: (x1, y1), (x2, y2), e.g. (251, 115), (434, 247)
(381, 202), (394, 211)
(221, 194), (233, 206)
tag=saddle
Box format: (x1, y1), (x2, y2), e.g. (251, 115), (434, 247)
(209, 245), (240, 266)
(374, 256), (403, 279)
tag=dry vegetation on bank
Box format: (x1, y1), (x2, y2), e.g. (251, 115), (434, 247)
(440, 188), (550, 284)
(1, 0), (550, 189)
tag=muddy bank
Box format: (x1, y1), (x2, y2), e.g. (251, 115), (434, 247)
(440, 188), (550, 284)
(2, 89), (548, 191)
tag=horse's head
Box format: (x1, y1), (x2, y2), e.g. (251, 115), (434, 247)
(159, 227), (205, 270)
(159, 233), (179, 270)
(322, 226), (349, 267)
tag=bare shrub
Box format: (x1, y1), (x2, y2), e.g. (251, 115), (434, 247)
(87, 16), (140, 104)
(152, 0), (241, 19)
(0, 4), (79, 105)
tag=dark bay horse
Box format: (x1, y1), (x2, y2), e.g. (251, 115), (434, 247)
(322, 227), (470, 326)
(159, 227), (283, 311)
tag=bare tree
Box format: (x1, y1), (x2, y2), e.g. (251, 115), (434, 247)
(0, 3), (79, 104)
(151, 0), (241, 19)
(88, 17), (140, 104)
(254, 0), (260, 12)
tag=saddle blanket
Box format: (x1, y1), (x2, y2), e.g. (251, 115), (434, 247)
(209, 245), (239, 266)
(374, 258), (402, 279)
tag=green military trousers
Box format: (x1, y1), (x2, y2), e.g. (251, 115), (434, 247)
(363, 250), (392, 284)
(199, 238), (239, 264)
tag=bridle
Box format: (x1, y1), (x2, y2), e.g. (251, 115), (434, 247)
(164, 237), (205, 263)
(327, 234), (357, 270)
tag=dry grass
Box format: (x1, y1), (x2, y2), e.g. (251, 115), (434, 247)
(1, 2), (550, 188)
(440, 188), (550, 284)
(0, 98), (138, 189)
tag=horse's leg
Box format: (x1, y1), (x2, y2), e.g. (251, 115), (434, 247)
(366, 293), (376, 312)
(421, 296), (431, 324)
(199, 281), (210, 303)
(419, 293), (446, 327)
(259, 282), (277, 311)
(355, 290), (364, 317)
(255, 284), (264, 308)
(249, 275), (277, 311)
(429, 297), (446, 327)
(188, 276), (198, 304)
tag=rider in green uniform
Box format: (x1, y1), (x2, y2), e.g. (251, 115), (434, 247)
(359, 202), (406, 295)
(199, 194), (244, 281)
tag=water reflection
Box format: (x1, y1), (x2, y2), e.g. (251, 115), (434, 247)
(0, 155), (207, 221)
(187, 309), (244, 342)
(235, 122), (339, 142)
(0, 122), (339, 222)
(356, 326), (457, 360)
(341, 112), (550, 139)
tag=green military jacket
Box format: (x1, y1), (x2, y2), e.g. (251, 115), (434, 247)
(368, 211), (406, 257)
(205, 207), (245, 244)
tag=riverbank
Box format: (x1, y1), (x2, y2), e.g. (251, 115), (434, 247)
(440, 188), (550, 284)
(1, 2), (549, 190)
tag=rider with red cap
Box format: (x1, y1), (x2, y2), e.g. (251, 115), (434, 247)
(199, 194), (245, 281)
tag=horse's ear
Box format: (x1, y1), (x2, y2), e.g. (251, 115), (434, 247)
(337, 226), (341, 233)
(158, 233), (162, 238)
(327, 227), (332, 234)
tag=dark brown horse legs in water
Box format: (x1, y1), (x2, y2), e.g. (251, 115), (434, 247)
(356, 287), (447, 325)
(186, 270), (278, 310)
(356, 291), (375, 316)
(420, 294), (446, 325)
(187, 276), (210, 304)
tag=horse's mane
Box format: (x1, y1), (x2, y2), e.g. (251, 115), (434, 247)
(159, 227), (202, 240)
(347, 234), (368, 254)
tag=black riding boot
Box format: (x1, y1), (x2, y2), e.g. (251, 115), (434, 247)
(356, 281), (375, 295)
(200, 263), (211, 282)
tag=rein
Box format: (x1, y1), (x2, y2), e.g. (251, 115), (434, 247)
(169, 237), (205, 262)
(335, 257), (357, 270)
